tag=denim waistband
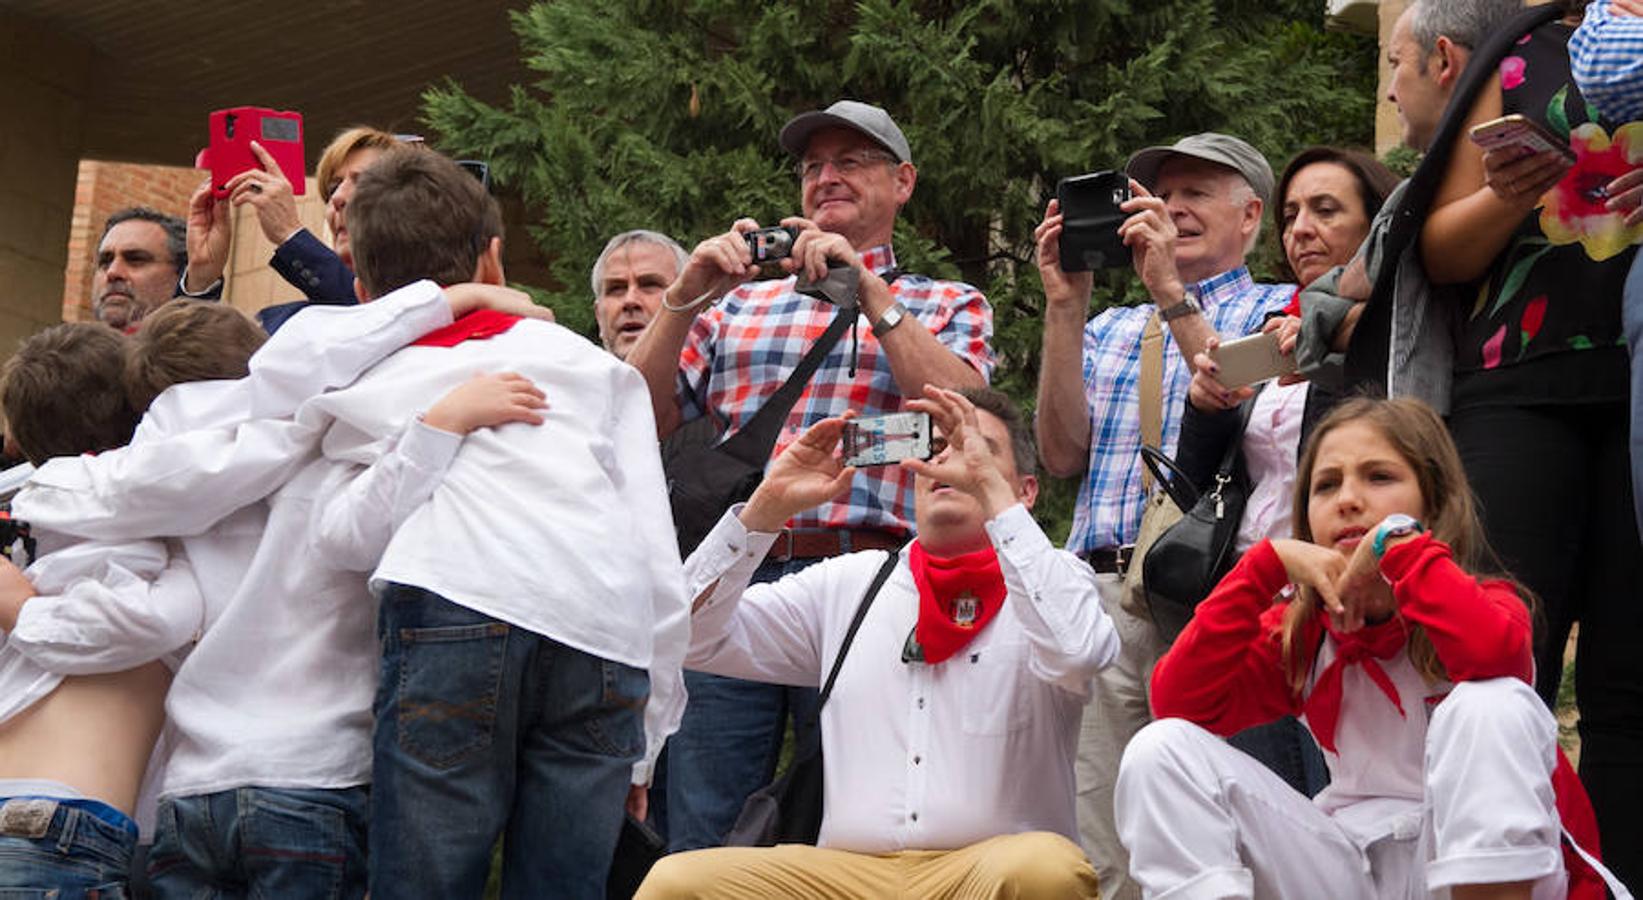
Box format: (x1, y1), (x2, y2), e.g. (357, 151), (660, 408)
(1, 796), (138, 840)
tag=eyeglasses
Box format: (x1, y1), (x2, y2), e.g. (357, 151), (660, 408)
(795, 150), (895, 182)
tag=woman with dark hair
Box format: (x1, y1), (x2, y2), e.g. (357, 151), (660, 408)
(1170, 145), (1400, 796)
(1419, 0), (1642, 877)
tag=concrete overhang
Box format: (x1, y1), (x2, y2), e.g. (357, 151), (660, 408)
(0, 0), (533, 170)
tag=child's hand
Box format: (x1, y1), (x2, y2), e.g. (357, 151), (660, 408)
(422, 372), (547, 436)
(1269, 538), (1347, 623)
(443, 284), (557, 323)
(1335, 523), (1408, 631)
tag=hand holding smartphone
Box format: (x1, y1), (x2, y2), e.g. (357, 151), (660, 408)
(1468, 114), (1575, 164)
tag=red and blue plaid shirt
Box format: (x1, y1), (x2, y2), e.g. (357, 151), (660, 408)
(677, 244), (994, 534)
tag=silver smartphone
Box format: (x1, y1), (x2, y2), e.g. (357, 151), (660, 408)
(842, 412), (933, 467)
(1210, 331), (1297, 389)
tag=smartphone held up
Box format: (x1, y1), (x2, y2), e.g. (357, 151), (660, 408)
(1057, 170), (1132, 272)
(842, 412), (933, 468)
(196, 106), (307, 199)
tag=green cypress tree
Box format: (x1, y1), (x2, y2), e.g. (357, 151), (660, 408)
(424, 0), (1377, 538)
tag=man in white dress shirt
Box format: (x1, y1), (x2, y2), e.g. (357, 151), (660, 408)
(637, 386), (1112, 898)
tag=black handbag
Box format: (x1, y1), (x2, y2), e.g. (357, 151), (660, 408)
(723, 548), (901, 847)
(1138, 400), (1254, 643)
(606, 813), (666, 900)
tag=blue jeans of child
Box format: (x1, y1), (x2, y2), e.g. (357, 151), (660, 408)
(0, 796), (136, 896)
(145, 786), (367, 900)
(369, 583), (647, 900)
(660, 556), (823, 852)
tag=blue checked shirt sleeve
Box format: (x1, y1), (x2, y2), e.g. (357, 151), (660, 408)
(1571, 3), (1643, 123)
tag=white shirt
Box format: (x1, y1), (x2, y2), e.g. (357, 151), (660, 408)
(295, 304), (689, 783)
(1233, 381), (1308, 553)
(7, 280), (464, 796)
(684, 503), (1119, 853)
(0, 536), (196, 725)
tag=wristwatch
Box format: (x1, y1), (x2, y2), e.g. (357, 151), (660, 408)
(1371, 514), (1424, 558)
(872, 300), (909, 338)
(1158, 295), (1202, 322)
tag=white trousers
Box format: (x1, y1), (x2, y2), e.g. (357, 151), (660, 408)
(1075, 573), (1167, 900)
(1114, 678), (1567, 900)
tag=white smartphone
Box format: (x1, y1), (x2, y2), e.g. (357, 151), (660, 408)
(842, 412), (932, 467)
(1211, 331), (1297, 389)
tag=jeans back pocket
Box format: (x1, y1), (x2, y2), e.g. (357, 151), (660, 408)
(389, 622), (510, 770)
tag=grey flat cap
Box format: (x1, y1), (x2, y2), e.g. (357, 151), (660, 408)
(1125, 133), (1275, 205)
(779, 100), (913, 165)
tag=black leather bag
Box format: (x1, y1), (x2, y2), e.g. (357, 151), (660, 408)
(724, 549), (901, 847)
(1138, 406), (1251, 643)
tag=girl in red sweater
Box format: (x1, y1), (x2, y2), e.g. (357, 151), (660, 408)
(1114, 397), (1620, 900)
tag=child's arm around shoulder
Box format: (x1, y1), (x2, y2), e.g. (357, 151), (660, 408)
(1378, 532), (1533, 682)
(3, 539), (203, 675)
(313, 372), (546, 571)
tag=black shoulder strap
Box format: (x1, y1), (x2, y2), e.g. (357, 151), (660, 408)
(1216, 391), (1260, 477)
(819, 548), (901, 707)
(1345, 4), (1562, 386)
(718, 268), (908, 467)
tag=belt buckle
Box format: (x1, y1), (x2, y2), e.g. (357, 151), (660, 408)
(771, 529), (796, 562)
(1113, 544), (1135, 577)
(0, 799), (56, 839)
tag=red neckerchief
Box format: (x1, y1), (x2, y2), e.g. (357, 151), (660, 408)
(1303, 616), (1409, 754)
(412, 308), (523, 347)
(907, 540), (1008, 665)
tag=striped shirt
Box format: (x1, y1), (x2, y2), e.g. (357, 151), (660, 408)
(1066, 267), (1293, 554)
(677, 244), (994, 535)
(1571, 2), (1643, 122)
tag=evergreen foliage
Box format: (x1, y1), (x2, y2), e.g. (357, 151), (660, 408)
(424, 0), (1379, 540)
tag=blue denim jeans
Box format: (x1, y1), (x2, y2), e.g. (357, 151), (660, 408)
(1227, 716), (1330, 798)
(1625, 252), (1643, 537)
(658, 557), (822, 852)
(0, 796), (135, 897)
(369, 583), (647, 900)
(145, 786), (367, 900)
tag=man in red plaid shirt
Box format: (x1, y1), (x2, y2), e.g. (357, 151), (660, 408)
(628, 100), (994, 852)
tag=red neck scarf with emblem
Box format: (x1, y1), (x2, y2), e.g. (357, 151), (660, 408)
(907, 540), (1008, 664)
(412, 308), (522, 346)
(1304, 616), (1410, 754)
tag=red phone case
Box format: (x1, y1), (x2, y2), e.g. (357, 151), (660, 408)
(196, 107), (306, 199)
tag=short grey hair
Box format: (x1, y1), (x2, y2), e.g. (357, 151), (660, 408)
(1409, 0), (1523, 56)
(590, 230), (688, 301)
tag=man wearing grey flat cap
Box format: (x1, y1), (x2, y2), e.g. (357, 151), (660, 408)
(628, 99), (993, 854)
(1032, 131), (1292, 900)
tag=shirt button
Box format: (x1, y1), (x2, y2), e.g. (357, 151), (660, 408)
(913, 755), (921, 765)
(917, 697), (925, 709)
(910, 812), (919, 822)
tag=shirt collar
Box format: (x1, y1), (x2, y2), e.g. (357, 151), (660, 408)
(859, 244), (898, 276)
(1185, 266), (1256, 309)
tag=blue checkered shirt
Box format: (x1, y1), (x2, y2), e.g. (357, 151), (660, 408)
(1066, 267), (1294, 554)
(1571, 2), (1643, 122)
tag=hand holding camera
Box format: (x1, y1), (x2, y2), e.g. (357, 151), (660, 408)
(1116, 180), (1185, 304)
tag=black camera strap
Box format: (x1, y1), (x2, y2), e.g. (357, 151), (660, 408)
(717, 268), (904, 468)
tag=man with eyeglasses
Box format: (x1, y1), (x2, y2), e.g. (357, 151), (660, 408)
(627, 100), (993, 854)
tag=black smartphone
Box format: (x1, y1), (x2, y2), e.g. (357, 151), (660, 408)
(1057, 171), (1132, 272)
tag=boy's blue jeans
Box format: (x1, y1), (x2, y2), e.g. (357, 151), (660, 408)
(0, 796), (136, 897)
(368, 583), (647, 900)
(145, 786), (368, 899)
